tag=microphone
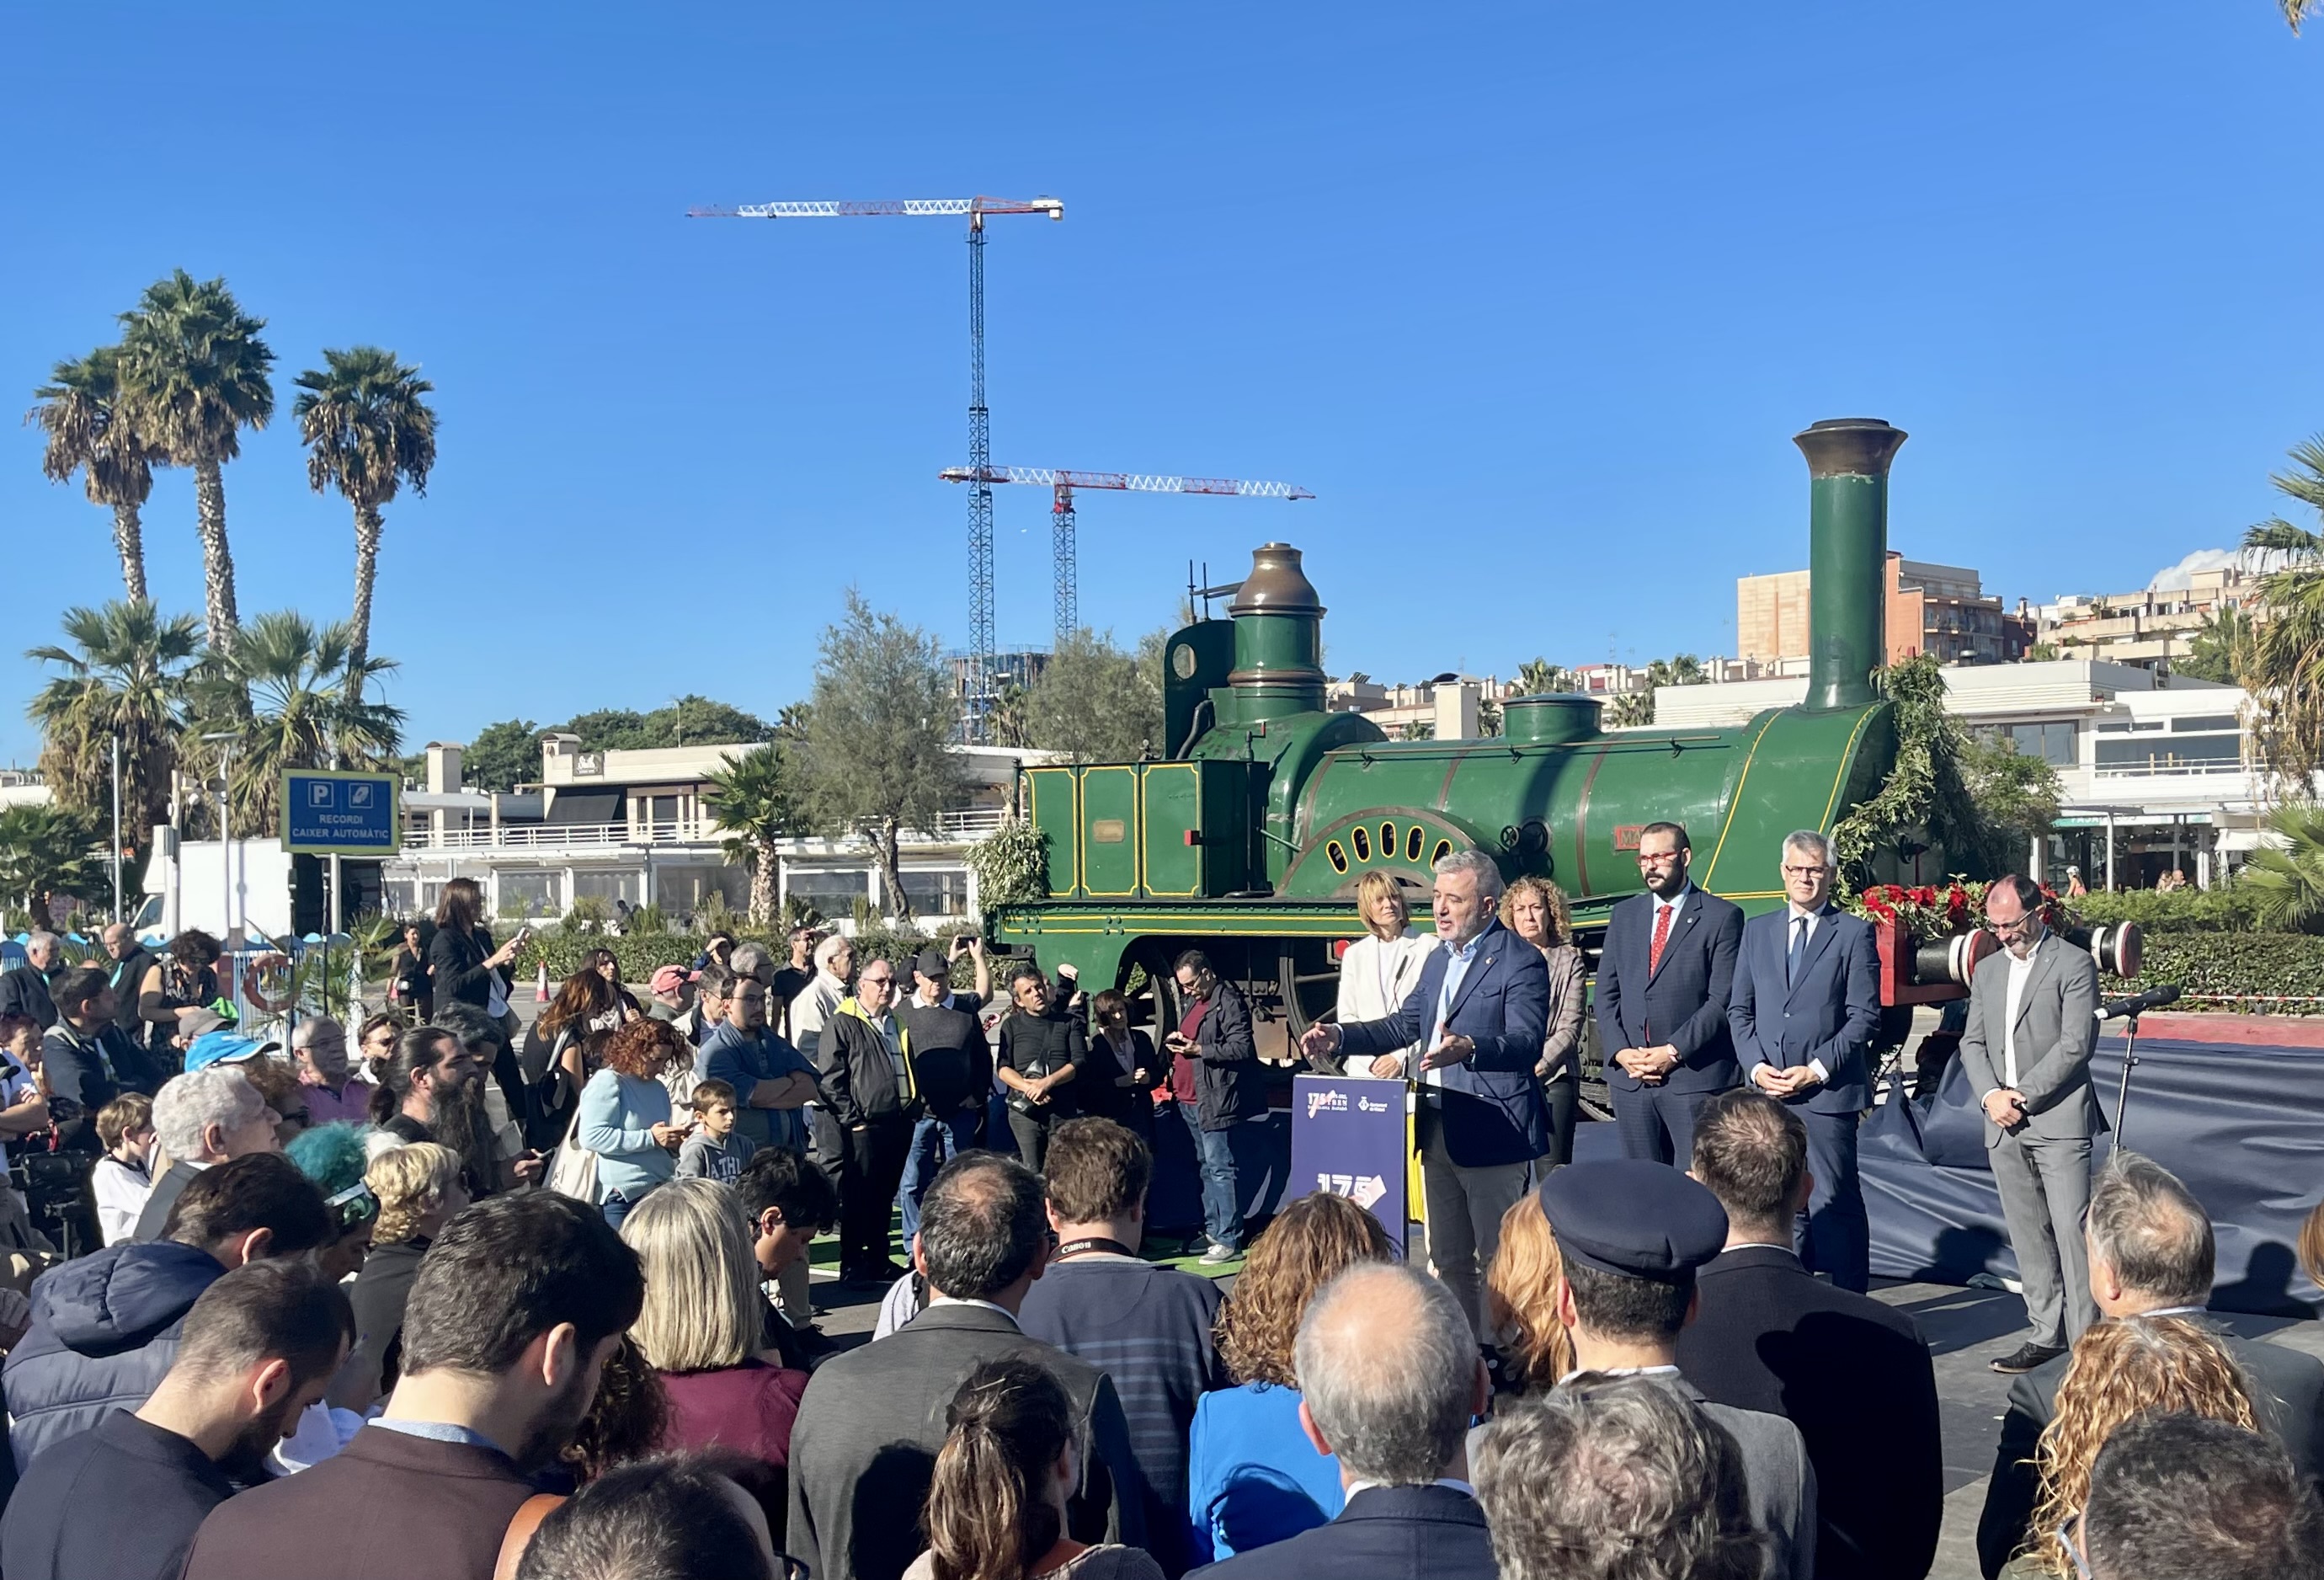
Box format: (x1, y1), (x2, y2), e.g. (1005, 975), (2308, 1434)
(2095, 984), (2181, 1022)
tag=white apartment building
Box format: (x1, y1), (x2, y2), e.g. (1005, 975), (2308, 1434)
(384, 737), (1057, 928)
(1653, 659), (2268, 889)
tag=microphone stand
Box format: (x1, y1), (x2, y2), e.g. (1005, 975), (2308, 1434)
(2112, 1011), (2144, 1150)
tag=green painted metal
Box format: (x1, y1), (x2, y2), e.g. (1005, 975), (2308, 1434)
(1078, 766), (1140, 898)
(1797, 419), (1906, 713)
(1026, 766), (1080, 897)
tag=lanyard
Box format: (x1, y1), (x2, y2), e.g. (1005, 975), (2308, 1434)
(1054, 1236), (1137, 1260)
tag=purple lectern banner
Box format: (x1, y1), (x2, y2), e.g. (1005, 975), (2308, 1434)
(1287, 1075), (1409, 1253)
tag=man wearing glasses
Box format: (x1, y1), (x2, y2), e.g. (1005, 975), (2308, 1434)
(1594, 822), (1746, 1166)
(1725, 830), (1882, 1291)
(1958, 873), (2101, 1374)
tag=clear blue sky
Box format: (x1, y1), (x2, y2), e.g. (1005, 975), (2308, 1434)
(5, 4), (2321, 767)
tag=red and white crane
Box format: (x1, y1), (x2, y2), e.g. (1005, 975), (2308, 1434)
(941, 466), (1314, 639)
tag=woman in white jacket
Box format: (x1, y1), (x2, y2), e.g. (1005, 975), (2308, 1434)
(1331, 871), (1435, 1077)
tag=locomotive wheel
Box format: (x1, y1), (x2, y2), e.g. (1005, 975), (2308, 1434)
(1123, 942), (1186, 1055)
(1277, 941), (1343, 1072)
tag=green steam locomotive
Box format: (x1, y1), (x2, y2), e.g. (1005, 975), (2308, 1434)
(989, 418), (1913, 1046)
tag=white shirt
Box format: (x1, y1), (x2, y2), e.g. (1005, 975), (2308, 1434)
(1653, 884), (1692, 935)
(1420, 929), (1488, 1086)
(1337, 931), (1431, 1075)
(1776, 904), (1831, 1085)
(1343, 1477), (1477, 1499)
(2002, 945), (2038, 1087)
(1556, 1363), (1681, 1385)
(928, 1294), (1020, 1326)
(91, 1155), (153, 1246)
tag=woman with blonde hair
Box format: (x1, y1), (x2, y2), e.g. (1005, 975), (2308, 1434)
(1500, 875), (1586, 1166)
(620, 1177), (808, 1520)
(1330, 871), (1431, 1079)
(1484, 1190), (1575, 1389)
(1186, 1193), (1399, 1562)
(2007, 1316), (2258, 1576)
(913, 1357), (1162, 1580)
(344, 1141), (468, 1404)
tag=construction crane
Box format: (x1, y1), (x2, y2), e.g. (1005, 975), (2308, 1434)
(941, 466), (1315, 641)
(688, 195), (1064, 740)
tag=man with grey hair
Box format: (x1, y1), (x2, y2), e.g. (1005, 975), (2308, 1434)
(135, 1066), (283, 1241)
(1724, 828), (1879, 1289)
(0, 931), (63, 1029)
(1959, 872), (2101, 1374)
(1197, 1262), (1495, 1580)
(1301, 848), (1549, 1344)
(1975, 1151), (2324, 1574)
(1474, 1377), (1766, 1580)
(100, 921), (159, 1044)
(289, 1017), (366, 1126)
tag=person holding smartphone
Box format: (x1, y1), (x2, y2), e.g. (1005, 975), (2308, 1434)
(994, 966), (1085, 1172)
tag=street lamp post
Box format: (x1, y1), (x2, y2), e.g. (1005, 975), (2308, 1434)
(199, 733), (238, 947)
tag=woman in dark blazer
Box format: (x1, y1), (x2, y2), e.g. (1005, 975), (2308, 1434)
(994, 968), (1086, 1172)
(1166, 951), (1266, 1264)
(425, 878), (522, 1020)
(1076, 988), (1159, 1145)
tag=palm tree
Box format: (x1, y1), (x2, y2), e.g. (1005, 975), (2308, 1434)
(28, 347), (157, 601)
(706, 745), (806, 926)
(0, 804), (104, 931)
(988, 681), (1032, 749)
(2177, 603), (2259, 686)
(2241, 801), (2324, 927)
(115, 270), (275, 654)
(293, 347), (438, 684)
(189, 611), (404, 835)
(25, 601), (201, 867)
(2289, 0), (2314, 32)
(2239, 437), (2324, 787)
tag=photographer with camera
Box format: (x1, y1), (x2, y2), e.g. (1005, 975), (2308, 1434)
(996, 964), (1085, 1175)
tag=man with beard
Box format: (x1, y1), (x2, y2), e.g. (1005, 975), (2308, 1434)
(372, 1025), (499, 1198)
(2, 1259), (353, 1580)
(179, 1192), (645, 1580)
(1594, 820), (1745, 1166)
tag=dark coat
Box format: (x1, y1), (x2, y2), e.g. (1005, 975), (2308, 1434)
(1975, 1311), (2324, 1578)
(38, 1020), (129, 1149)
(180, 1424), (538, 1580)
(347, 1238), (428, 1397)
(818, 1007), (917, 1128)
(1181, 980), (1265, 1134)
(1000, 1005), (1090, 1120)
(0, 965), (57, 1030)
(896, 994), (991, 1114)
(425, 924), (503, 1012)
(786, 1301), (1143, 1580)
(1595, 885), (1746, 1094)
(3, 1239), (224, 1470)
(1336, 921), (1550, 1168)
(0, 1407), (237, 1580)
(104, 946), (160, 1039)
(1676, 1244), (1942, 1580)
(1727, 908), (1883, 1114)
(1079, 1027), (1160, 1134)
(1187, 1484), (1496, 1580)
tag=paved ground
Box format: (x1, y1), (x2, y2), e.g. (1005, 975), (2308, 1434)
(797, 1233), (2324, 1580)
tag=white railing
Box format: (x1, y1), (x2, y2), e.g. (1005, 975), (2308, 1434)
(402, 806), (1010, 852)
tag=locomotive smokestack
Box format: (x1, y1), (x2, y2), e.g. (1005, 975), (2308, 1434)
(1227, 542), (1328, 723)
(1794, 418), (1907, 712)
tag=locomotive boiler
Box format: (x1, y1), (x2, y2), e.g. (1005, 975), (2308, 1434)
(989, 418), (1913, 1044)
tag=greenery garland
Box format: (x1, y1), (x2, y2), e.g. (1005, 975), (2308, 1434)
(1829, 654), (1984, 883)
(967, 817), (1050, 910)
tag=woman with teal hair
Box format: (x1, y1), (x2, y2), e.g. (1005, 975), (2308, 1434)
(275, 1119), (384, 1473)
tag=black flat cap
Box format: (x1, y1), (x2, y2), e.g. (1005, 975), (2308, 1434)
(1537, 1159), (1729, 1284)
(913, 949), (949, 980)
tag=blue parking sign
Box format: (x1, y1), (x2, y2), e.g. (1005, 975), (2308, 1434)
(281, 770), (400, 855)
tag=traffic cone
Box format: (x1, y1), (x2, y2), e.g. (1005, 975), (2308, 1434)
(536, 960), (551, 1002)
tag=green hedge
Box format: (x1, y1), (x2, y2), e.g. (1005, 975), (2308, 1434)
(2074, 885), (2271, 935)
(2117, 931), (2324, 1013)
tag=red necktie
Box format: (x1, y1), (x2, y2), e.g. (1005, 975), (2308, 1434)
(1648, 902), (1674, 976)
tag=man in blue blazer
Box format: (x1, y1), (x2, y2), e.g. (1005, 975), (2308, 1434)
(1725, 829), (1882, 1291)
(1594, 821), (1746, 1166)
(1300, 849), (1548, 1343)
(1189, 1262), (1495, 1580)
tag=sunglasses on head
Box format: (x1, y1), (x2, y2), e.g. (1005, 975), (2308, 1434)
(326, 1181), (380, 1234)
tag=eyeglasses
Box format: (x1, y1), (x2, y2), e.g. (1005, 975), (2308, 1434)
(1780, 864), (1827, 878)
(1985, 914), (2038, 936)
(1637, 851), (1682, 866)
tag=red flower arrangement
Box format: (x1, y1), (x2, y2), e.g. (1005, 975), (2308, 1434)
(1842, 878), (2074, 938)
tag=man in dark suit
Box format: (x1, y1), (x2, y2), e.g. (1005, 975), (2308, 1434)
(1975, 1151), (2324, 1578)
(1726, 830), (1881, 1290)
(786, 1152), (1142, 1580)
(1595, 821), (1746, 1166)
(1537, 1159), (1818, 1580)
(1300, 848), (1548, 1344)
(1677, 1090), (1942, 1580)
(1957, 873), (2102, 1374)
(1191, 1262), (1494, 1580)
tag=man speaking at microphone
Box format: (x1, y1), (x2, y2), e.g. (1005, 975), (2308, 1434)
(1299, 850), (1548, 1348)
(1957, 873), (2103, 1374)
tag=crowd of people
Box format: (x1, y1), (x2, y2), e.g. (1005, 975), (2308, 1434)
(0, 846), (2316, 1580)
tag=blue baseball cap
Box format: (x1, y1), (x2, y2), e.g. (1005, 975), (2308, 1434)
(184, 1028), (282, 1072)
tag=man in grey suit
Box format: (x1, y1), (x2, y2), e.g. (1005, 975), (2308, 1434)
(786, 1152), (1143, 1580)
(1975, 1151), (2324, 1577)
(1956, 873), (2102, 1374)
(1537, 1160), (1817, 1580)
